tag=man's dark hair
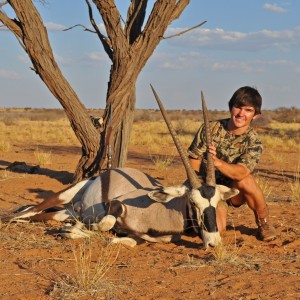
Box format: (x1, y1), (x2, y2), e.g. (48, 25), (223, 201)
(228, 86), (262, 115)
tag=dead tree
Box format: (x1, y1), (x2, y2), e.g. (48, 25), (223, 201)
(0, 0), (193, 182)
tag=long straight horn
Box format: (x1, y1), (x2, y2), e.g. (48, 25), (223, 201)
(201, 91), (216, 187)
(150, 84), (202, 189)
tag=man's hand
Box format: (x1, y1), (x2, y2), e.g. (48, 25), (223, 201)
(208, 142), (250, 181)
(208, 143), (222, 167)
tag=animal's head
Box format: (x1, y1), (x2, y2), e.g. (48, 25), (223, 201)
(151, 86), (238, 248)
(189, 184), (239, 248)
(148, 183), (239, 248)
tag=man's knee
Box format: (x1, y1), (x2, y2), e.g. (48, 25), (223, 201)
(228, 175), (256, 207)
(234, 174), (257, 191)
(226, 198), (245, 208)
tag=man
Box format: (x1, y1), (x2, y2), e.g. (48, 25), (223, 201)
(188, 86), (277, 241)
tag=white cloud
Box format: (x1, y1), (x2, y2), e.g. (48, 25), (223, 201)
(151, 46), (297, 74)
(45, 22), (68, 31)
(211, 61), (259, 73)
(0, 23), (7, 31)
(53, 52), (70, 65)
(263, 3), (288, 13)
(295, 66), (300, 73)
(87, 51), (109, 61)
(209, 58), (295, 74)
(165, 26), (300, 52)
(266, 59), (290, 66)
(17, 55), (30, 63)
(150, 51), (205, 70)
(44, 22), (107, 35)
(161, 61), (181, 70)
(0, 69), (20, 79)
(97, 23), (106, 33)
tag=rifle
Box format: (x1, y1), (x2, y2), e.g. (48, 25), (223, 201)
(101, 102), (113, 170)
(107, 102), (113, 169)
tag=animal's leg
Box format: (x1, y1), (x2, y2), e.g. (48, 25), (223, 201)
(57, 215), (116, 240)
(29, 209), (76, 222)
(58, 222), (90, 239)
(110, 237), (138, 248)
(30, 179), (92, 212)
(91, 215), (116, 232)
(138, 234), (181, 243)
(1, 179), (92, 222)
(109, 234), (179, 248)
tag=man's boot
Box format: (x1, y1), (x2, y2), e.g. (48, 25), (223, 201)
(254, 209), (277, 242)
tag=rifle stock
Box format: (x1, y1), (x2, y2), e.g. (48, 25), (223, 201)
(101, 102), (113, 170)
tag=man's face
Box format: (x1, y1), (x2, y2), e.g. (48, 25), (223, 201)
(230, 105), (258, 129)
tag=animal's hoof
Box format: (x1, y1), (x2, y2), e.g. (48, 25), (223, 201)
(59, 223), (89, 239)
(92, 215), (116, 232)
(110, 237), (137, 248)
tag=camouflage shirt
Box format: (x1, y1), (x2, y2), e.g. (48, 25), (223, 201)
(187, 118), (263, 185)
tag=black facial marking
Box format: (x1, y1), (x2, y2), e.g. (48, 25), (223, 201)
(203, 206), (218, 232)
(199, 185), (216, 201)
(189, 204), (201, 235)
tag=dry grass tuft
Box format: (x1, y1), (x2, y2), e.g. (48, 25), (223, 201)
(150, 153), (175, 170)
(49, 236), (122, 299)
(34, 148), (52, 166)
(254, 172), (273, 200)
(287, 164), (300, 202)
(0, 119), (79, 146)
(0, 169), (26, 181)
(131, 119), (198, 147)
(260, 121), (300, 153)
(0, 222), (69, 252)
(0, 139), (11, 153)
(210, 237), (241, 263)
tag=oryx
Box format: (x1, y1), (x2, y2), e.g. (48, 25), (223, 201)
(1, 86), (239, 248)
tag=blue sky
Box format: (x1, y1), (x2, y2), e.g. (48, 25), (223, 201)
(1, 1), (299, 110)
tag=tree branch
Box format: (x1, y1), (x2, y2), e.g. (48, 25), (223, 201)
(171, 0), (190, 21)
(63, 23), (95, 33)
(134, 0), (179, 53)
(0, 9), (22, 37)
(92, 0), (126, 51)
(124, 0), (147, 44)
(85, 0), (113, 61)
(63, 23), (109, 43)
(7, 0), (98, 153)
(0, 8), (26, 51)
(0, 1), (8, 8)
(162, 20), (207, 39)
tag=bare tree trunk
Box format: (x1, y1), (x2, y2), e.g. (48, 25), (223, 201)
(95, 0), (190, 169)
(3, 0), (102, 182)
(105, 86), (136, 168)
(2, 0), (191, 182)
(100, 65), (137, 168)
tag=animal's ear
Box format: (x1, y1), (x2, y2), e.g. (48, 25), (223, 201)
(106, 200), (125, 218)
(148, 186), (188, 203)
(217, 185), (239, 200)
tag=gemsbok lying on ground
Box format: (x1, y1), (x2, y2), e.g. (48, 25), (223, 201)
(1, 86), (239, 248)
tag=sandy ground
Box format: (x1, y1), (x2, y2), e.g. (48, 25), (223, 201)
(0, 143), (299, 300)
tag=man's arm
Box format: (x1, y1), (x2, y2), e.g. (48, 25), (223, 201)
(208, 144), (251, 181)
(188, 157), (202, 175)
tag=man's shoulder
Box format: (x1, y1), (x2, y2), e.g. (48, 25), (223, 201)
(247, 126), (260, 138)
(210, 118), (229, 133)
(211, 118), (229, 125)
